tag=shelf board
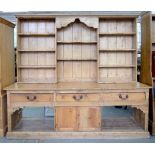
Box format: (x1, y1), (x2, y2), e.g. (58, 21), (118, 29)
(99, 49), (136, 52)
(18, 33), (55, 36)
(57, 59), (97, 61)
(18, 65), (56, 69)
(99, 32), (136, 36)
(57, 41), (97, 44)
(99, 65), (136, 68)
(18, 50), (55, 52)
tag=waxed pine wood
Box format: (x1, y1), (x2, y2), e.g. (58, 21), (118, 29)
(4, 13), (151, 139)
(57, 19), (97, 82)
(0, 17), (15, 136)
(140, 12), (155, 135)
(98, 18), (137, 83)
(17, 18), (56, 83)
(55, 107), (101, 131)
(16, 15), (137, 84)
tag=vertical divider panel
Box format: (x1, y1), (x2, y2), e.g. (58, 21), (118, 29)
(97, 20), (100, 83)
(54, 18), (57, 83)
(17, 18), (20, 82)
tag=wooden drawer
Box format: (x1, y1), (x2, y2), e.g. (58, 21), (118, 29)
(56, 93), (100, 102)
(10, 93), (53, 103)
(101, 92), (146, 102)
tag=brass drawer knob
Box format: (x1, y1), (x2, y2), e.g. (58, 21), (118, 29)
(119, 94), (128, 100)
(73, 95), (83, 101)
(26, 95), (37, 101)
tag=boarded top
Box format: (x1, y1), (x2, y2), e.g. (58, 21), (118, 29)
(15, 11), (142, 19)
(0, 17), (15, 28)
(4, 82), (151, 91)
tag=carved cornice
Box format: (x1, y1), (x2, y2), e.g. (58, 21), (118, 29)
(56, 17), (98, 29)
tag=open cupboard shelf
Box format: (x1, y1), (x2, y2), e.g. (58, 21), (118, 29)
(18, 65), (56, 69)
(57, 59), (97, 61)
(99, 65), (136, 68)
(99, 49), (136, 52)
(18, 50), (55, 52)
(99, 32), (136, 36)
(16, 16), (137, 84)
(18, 33), (55, 36)
(98, 17), (137, 83)
(17, 17), (56, 83)
(57, 41), (97, 44)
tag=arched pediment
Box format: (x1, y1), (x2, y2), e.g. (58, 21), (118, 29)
(56, 17), (98, 29)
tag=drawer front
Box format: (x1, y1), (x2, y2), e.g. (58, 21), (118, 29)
(10, 93), (53, 103)
(101, 92), (146, 102)
(56, 93), (100, 102)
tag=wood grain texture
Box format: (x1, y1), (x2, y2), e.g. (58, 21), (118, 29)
(140, 12), (152, 86)
(4, 82), (151, 91)
(56, 17), (98, 29)
(6, 130), (150, 139)
(141, 12), (155, 135)
(17, 18), (56, 83)
(99, 18), (137, 83)
(0, 18), (15, 136)
(0, 17), (15, 28)
(55, 107), (77, 131)
(57, 19), (97, 82)
(5, 14), (150, 137)
(55, 107), (101, 131)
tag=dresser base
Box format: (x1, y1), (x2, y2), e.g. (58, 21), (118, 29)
(5, 82), (151, 139)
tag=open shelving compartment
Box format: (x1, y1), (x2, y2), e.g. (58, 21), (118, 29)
(57, 18), (98, 82)
(17, 18), (57, 83)
(98, 17), (137, 83)
(9, 104), (149, 139)
(12, 107), (55, 132)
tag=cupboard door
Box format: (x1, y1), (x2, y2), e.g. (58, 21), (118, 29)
(152, 51), (155, 77)
(78, 107), (101, 131)
(55, 107), (77, 131)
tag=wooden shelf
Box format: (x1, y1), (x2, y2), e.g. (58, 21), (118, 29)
(57, 41), (97, 44)
(18, 50), (55, 52)
(99, 65), (136, 68)
(99, 49), (136, 52)
(18, 33), (55, 36)
(18, 65), (56, 69)
(99, 32), (136, 36)
(57, 59), (97, 61)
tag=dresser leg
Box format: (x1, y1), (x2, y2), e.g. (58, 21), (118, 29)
(7, 109), (12, 132)
(133, 105), (148, 131)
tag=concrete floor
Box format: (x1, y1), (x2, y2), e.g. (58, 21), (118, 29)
(0, 107), (155, 143)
